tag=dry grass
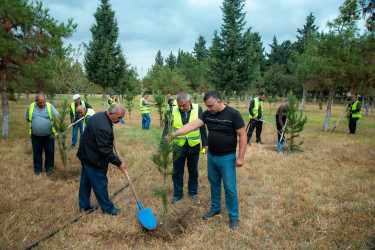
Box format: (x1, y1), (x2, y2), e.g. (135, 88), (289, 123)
(1, 96), (375, 249)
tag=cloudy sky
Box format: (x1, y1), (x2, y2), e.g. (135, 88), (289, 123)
(42, 0), (347, 78)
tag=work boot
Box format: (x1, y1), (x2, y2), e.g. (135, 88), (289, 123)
(203, 210), (221, 220)
(171, 197), (181, 204)
(189, 194), (198, 201)
(256, 141), (265, 145)
(104, 207), (123, 216)
(230, 219), (239, 229)
(80, 205), (99, 212)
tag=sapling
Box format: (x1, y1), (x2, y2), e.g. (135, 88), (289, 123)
(53, 99), (70, 168)
(124, 90), (135, 119)
(285, 91), (307, 152)
(153, 91), (166, 127)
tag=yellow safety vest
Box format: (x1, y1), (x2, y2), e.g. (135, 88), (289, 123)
(83, 108), (96, 127)
(172, 104), (201, 147)
(71, 100), (86, 117)
(28, 102), (56, 135)
(249, 98), (263, 119)
(107, 98), (116, 109)
(140, 98), (150, 114)
(351, 100), (362, 118)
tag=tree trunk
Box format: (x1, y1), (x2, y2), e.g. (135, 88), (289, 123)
(56, 94), (58, 100)
(313, 94), (316, 103)
(340, 96), (344, 103)
(17, 92), (21, 101)
(245, 93), (249, 108)
(102, 87), (106, 111)
(365, 95), (369, 116)
(90, 92), (93, 99)
(282, 92), (286, 103)
(371, 96), (374, 117)
(26, 90), (29, 102)
(301, 88), (307, 112)
(50, 93), (55, 105)
(238, 96), (241, 107)
(1, 76), (10, 138)
(323, 84), (335, 132)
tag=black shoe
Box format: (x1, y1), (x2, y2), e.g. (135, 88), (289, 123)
(104, 207), (123, 215)
(46, 169), (54, 175)
(256, 141), (265, 145)
(203, 210), (221, 220)
(80, 205), (99, 212)
(230, 219), (239, 229)
(34, 171), (41, 175)
(171, 197), (181, 203)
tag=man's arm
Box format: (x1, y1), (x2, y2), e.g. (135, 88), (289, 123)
(85, 102), (92, 109)
(249, 100), (255, 118)
(236, 127), (247, 168)
(70, 104), (74, 123)
(169, 118), (205, 139)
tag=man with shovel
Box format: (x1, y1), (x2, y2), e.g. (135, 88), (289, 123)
(348, 95), (362, 134)
(70, 94), (92, 149)
(77, 104), (126, 215)
(76, 105), (96, 129)
(276, 102), (288, 145)
(167, 90), (247, 229)
(247, 92), (266, 145)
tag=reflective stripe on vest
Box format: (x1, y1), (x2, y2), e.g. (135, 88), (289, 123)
(28, 102), (56, 135)
(249, 98), (263, 119)
(83, 108), (96, 127)
(352, 100), (362, 118)
(71, 100), (86, 117)
(107, 98), (116, 109)
(172, 103), (201, 147)
(140, 98), (150, 114)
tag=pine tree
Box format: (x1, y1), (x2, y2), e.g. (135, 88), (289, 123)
(54, 99), (70, 168)
(0, 0), (76, 137)
(295, 13), (319, 55)
(165, 52), (177, 70)
(84, 0), (126, 111)
(155, 50), (164, 68)
(193, 35), (209, 61)
(285, 91), (307, 152)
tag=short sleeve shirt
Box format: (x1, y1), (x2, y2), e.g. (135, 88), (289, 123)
(199, 105), (245, 156)
(142, 99), (149, 106)
(26, 103), (59, 136)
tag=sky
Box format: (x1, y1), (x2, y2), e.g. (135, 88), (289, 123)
(42, 0), (347, 78)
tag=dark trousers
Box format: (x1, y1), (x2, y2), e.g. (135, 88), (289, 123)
(276, 115), (287, 143)
(31, 134), (55, 174)
(79, 163), (114, 213)
(349, 117), (359, 134)
(72, 120), (83, 146)
(172, 152), (199, 199)
(247, 119), (263, 143)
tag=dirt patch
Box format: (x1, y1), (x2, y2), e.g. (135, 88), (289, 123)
(49, 167), (81, 181)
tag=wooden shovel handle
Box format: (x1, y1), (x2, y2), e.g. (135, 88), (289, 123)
(113, 141), (140, 202)
(279, 119), (288, 142)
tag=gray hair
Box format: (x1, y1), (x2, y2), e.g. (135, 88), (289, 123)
(108, 103), (126, 114)
(35, 92), (46, 101)
(176, 92), (191, 102)
(76, 105), (85, 112)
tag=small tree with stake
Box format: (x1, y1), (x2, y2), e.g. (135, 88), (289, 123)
(124, 90), (135, 119)
(153, 91), (166, 127)
(285, 91), (307, 152)
(53, 99), (70, 168)
(151, 113), (174, 236)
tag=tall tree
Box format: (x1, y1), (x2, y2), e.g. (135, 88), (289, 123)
(84, 0), (126, 111)
(0, 0), (76, 137)
(193, 35), (209, 61)
(155, 50), (164, 68)
(165, 52), (177, 70)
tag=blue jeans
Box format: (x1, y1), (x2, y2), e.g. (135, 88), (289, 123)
(78, 163), (115, 213)
(72, 120), (83, 146)
(31, 134), (55, 174)
(207, 151), (238, 219)
(172, 152), (199, 199)
(141, 113), (151, 130)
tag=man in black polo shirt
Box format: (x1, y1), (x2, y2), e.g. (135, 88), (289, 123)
(77, 104), (126, 215)
(168, 90), (247, 229)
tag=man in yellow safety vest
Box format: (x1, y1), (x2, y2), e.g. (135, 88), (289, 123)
(349, 95), (362, 134)
(76, 105), (96, 129)
(70, 94), (92, 149)
(26, 93), (60, 175)
(161, 92), (208, 203)
(247, 92), (266, 145)
(139, 92), (157, 130)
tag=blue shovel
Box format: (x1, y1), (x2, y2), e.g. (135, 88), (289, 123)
(113, 143), (157, 230)
(278, 119), (288, 152)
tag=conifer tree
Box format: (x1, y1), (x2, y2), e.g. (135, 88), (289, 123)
(285, 91), (307, 152)
(165, 52), (177, 70)
(155, 50), (164, 68)
(193, 35), (209, 61)
(84, 0), (126, 111)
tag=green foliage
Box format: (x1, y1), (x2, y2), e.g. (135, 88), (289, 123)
(155, 50), (164, 68)
(193, 93), (199, 104)
(267, 95), (279, 115)
(124, 90), (135, 118)
(285, 91), (307, 152)
(144, 67), (189, 94)
(319, 100), (323, 110)
(154, 91), (166, 127)
(53, 99), (70, 168)
(193, 35), (209, 61)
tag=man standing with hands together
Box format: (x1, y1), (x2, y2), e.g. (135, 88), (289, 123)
(167, 90), (247, 229)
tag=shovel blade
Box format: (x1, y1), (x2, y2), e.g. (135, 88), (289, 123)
(277, 141), (282, 152)
(136, 207), (157, 230)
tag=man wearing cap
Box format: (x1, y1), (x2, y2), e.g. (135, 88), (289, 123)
(348, 95), (362, 134)
(140, 92), (157, 130)
(70, 94), (92, 149)
(108, 93), (117, 109)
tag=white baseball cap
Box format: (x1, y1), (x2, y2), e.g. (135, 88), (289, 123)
(73, 94), (81, 100)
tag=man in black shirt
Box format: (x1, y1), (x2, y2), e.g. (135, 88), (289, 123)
(77, 104), (126, 215)
(161, 92), (208, 203)
(168, 90), (247, 229)
(247, 92), (266, 145)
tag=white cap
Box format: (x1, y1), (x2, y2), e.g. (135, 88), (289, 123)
(73, 94), (80, 100)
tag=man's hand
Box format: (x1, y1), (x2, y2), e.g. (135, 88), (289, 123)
(282, 125), (285, 131)
(252, 116), (257, 120)
(236, 157), (244, 168)
(165, 133), (174, 141)
(118, 162), (127, 173)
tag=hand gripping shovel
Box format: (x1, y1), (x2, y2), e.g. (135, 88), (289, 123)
(277, 119), (288, 152)
(54, 116), (84, 136)
(113, 143), (157, 230)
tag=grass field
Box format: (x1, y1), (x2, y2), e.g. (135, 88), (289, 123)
(1, 94), (375, 249)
